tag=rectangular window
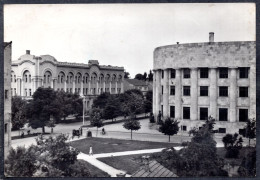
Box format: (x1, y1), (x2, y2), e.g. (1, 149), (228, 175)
(183, 86), (190, 96)
(29, 89), (31, 96)
(239, 109), (248, 122)
(5, 90), (8, 99)
(14, 88), (16, 95)
(170, 106), (175, 118)
(239, 87), (248, 97)
(219, 108), (228, 121)
(161, 70), (164, 79)
(219, 128), (226, 133)
(161, 86), (163, 95)
(200, 68), (209, 78)
(161, 105), (163, 117)
(200, 86), (208, 96)
(183, 107), (190, 119)
(5, 123), (7, 133)
(239, 67), (249, 78)
(171, 69), (176, 78)
(170, 86), (175, 95)
(200, 108), (208, 120)
(219, 86), (228, 97)
(182, 126), (187, 131)
(219, 68), (228, 78)
(183, 68), (190, 78)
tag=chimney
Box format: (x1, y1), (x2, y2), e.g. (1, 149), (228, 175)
(26, 50), (30, 55)
(209, 32), (214, 42)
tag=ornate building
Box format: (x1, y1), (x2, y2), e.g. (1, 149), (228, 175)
(153, 33), (256, 134)
(4, 42), (12, 158)
(11, 50), (125, 108)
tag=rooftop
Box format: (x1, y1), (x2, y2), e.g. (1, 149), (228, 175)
(125, 79), (148, 86)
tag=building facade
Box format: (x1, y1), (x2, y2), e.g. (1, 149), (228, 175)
(4, 42), (12, 158)
(124, 79), (152, 96)
(11, 50), (125, 108)
(153, 33), (256, 134)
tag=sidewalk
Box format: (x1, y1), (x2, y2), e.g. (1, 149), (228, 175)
(77, 146), (183, 177)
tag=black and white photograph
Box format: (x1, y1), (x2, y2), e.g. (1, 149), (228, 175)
(3, 2), (256, 178)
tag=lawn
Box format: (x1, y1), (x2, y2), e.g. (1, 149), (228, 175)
(70, 137), (178, 154)
(97, 154), (150, 174)
(77, 160), (110, 177)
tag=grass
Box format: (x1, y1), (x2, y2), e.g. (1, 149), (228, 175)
(11, 132), (50, 140)
(77, 160), (110, 177)
(70, 137), (178, 154)
(97, 154), (150, 174)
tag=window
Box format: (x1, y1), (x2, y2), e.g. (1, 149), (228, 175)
(86, 88), (88, 94)
(5, 123), (7, 133)
(25, 89), (27, 96)
(200, 68), (209, 78)
(219, 108), (228, 121)
(11, 88), (13, 96)
(219, 68), (228, 78)
(200, 108), (208, 120)
(171, 69), (176, 78)
(200, 86), (208, 96)
(183, 68), (190, 78)
(11, 75), (13, 82)
(25, 75), (28, 82)
(70, 88), (72, 93)
(161, 86), (163, 95)
(219, 128), (226, 133)
(14, 75), (16, 82)
(219, 86), (228, 97)
(239, 67), (249, 78)
(161, 105), (163, 116)
(5, 90), (8, 99)
(183, 107), (190, 119)
(182, 126), (187, 131)
(161, 70), (164, 79)
(239, 109), (248, 122)
(29, 75), (31, 83)
(239, 87), (248, 97)
(170, 86), (175, 95)
(170, 106), (175, 118)
(14, 88), (16, 95)
(183, 86), (190, 96)
(29, 89), (31, 96)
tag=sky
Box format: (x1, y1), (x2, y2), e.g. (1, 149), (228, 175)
(4, 3), (255, 78)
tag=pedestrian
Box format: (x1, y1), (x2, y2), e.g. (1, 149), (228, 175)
(89, 146), (93, 156)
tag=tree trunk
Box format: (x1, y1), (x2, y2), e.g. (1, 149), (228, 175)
(63, 117), (66, 121)
(42, 126), (45, 134)
(131, 130), (132, 140)
(169, 135), (170, 142)
(51, 127), (53, 134)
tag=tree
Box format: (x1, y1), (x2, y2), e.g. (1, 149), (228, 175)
(123, 115), (141, 140)
(134, 73), (143, 80)
(122, 93), (144, 118)
(143, 72), (147, 81)
(103, 96), (121, 121)
(11, 96), (27, 131)
(242, 118), (256, 147)
(144, 90), (153, 115)
(159, 118), (179, 142)
(5, 146), (37, 177)
(27, 87), (61, 133)
(90, 109), (103, 136)
(238, 149), (256, 177)
(124, 71), (130, 79)
(222, 133), (243, 158)
(124, 89), (144, 98)
(92, 92), (110, 109)
(148, 70), (153, 81)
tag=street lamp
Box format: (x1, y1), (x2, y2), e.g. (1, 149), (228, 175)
(83, 96), (86, 125)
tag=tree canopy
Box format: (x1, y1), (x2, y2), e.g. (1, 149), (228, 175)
(11, 96), (27, 130)
(123, 115), (141, 140)
(159, 117), (179, 142)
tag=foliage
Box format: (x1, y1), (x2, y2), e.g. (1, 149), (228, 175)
(124, 89), (144, 98)
(148, 70), (153, 81)
(238, 149), (256, 177)
(103, 96), (121, 121)
(159, 117), (179, 142)
(67, 161), (91, 177)
(5, 146), (37, 177)
(124, 71), (130, 79)
(143, 72), (147, 81)
(26, 87), (60, 133)
(123, 115), (141, 140)
(11, 96), (27, 130)
(134, 73), (144, 80)
(144, 90), (153, 114)
(122, 93), (144, 117)
(222, 133), (243, 158)
(242, 118), (256, 146)
(92, 92), (110, 109)
(90, 109), (103, 129)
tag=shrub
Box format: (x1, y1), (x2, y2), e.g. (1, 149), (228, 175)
(222, 133), (243, 158)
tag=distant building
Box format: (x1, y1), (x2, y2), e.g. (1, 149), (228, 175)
(11, 50), (125, 109)
(4, 42), (12, 158)
(153, 32), (256, 134)
(124, 79), (152, 95)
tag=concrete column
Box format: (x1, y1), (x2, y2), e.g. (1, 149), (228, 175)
(175, 69), (182, 120)
(64, 80), (67, 91)
(80, 81), (84, 96)
(121, 81), (124, 93)
(230, 68), (237, 122)
(153, 70), (157, 115)
(155, 70), (162, 121)
(21, 79), (24, 96)
(17, 78), (21, 96)
(51, 79), (54, 89)
(249, 65), (256, 119)
(191, 68), (198, 121)
(72, 80), (75, 93)
(163, 69), (169, 117)
(115, 81), (118, 94)
(53, 79), (56, 91)
(103, 81), (106, 93)
(209, 68), (217, 119)
(109, 82), (112, 94)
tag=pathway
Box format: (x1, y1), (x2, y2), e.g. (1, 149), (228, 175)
(77, 146), (183, 177)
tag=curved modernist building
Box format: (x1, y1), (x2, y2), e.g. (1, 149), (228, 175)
(11, 50), (125, 108)
(153, 33), (256, 134)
